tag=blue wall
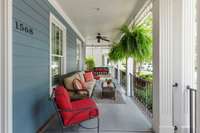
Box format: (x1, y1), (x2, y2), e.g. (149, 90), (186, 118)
(13, 0), (83, 132)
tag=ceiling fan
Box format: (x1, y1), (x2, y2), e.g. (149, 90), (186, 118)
(96, 33), (110, 43)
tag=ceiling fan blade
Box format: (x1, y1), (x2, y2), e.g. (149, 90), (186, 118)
(101, 37), (110, 42)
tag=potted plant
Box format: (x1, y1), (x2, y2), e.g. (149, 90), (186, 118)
(108, 24), (152, 96)
(85, 57), (95, 71)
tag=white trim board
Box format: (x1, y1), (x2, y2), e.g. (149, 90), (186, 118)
(0, 0), (13, 133)
(76, 38), (82, 70)
(48, 0), (85, 42)
(197, 0), (200, 131)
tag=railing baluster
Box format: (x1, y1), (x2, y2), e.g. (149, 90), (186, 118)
(132, 75), (153, 119)
(187, 86), (196, 133)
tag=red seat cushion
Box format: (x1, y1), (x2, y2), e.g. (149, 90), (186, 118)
(71, 98), (97, 110)
(83, 72), (94, 82)
(62, 98), (99, 126)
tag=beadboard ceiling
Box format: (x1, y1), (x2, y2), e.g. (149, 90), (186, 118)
(56, 0), (147, 42)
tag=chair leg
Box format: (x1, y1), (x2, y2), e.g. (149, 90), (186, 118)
(97, 117), (100, 133)
(61, 127), (64, 133)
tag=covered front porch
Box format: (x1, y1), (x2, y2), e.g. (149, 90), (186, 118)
(0, 0), (199, 133)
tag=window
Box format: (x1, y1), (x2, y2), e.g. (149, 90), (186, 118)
(76, 39), (82, 70)
(50, 14), (66, 90)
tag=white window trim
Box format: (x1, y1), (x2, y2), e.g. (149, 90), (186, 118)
(0, 0), (13, 133)
(76, 38), (82, 70)
(197, 0), (200, 131)
(49, 13), (67, 94)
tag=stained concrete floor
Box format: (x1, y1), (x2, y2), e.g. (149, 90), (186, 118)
(45, 83), (152, 133)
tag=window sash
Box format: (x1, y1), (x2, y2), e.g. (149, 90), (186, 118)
(51, 56), (64, 86)
(50, 23), (64, 86)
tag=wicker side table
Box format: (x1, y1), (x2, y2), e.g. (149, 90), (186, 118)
(101, 81), (116, 100)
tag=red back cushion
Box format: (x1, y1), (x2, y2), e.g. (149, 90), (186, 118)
(72, 79), (83, 90)
(54, 86), (72, 110)
(84, 72), (94, 82)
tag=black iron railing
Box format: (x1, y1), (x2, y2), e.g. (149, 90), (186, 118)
(120, 70), (126, 91)
(187, 86), (197, 133)
(113, 69), (153, 118)
(131, 74), (153, 118)
(114, 67), (118, 80)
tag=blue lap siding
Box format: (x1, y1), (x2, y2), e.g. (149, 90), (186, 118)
(13, 0), (84, 132)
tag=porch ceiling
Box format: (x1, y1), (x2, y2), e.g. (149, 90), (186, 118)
(56, 0), (147, 42)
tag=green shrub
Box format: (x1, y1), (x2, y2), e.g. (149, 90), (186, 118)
(85, 57), (95, 70)
(138, 73), (153, 81)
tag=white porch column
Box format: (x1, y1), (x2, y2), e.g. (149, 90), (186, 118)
(152, 0), (174, 132)
(153, 0), (196, 132)
(126, 57), (132, 96)
(172, 0), (196, 132)
(0, 0), (13, 133)
(196, 0), (200, 132)
(117, 61), (121, 84)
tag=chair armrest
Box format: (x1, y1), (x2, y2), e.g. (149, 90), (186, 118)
(67, 89), (77, 92)
(76, 89), (90, 96)
(59, 105), (97, 112)
(58, 106), (99, 124)
(68, 89), (89, 94)
(68, 89), (88, 94)
(77, 89), (89, 93)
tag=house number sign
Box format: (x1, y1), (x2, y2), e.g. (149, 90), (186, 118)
(15, 20), (34, 35)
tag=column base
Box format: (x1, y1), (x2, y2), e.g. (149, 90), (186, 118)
(178, 126), (190, 133)
(158, 125), (174, 133)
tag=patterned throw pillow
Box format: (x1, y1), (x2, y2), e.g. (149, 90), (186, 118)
(78, 79), (87, 89)
(72, 79), (83, 90)
(83, 72), (94, 82)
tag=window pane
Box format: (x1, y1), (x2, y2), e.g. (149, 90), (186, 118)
(51, 56), (62, 85)
(52, 24), (63, 56)
(52, 23), (55, 54)
(60, 30), (63, 55)
(55, 26), (60, 55)
(50, 19), (65, 87)
(76, 40), (81, 69)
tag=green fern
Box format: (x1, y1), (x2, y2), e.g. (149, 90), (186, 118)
(109, 23), (152, 63)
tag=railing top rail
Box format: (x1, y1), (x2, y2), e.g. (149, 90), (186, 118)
(119, 69), (126, 72)
(133, 76), (152, 84)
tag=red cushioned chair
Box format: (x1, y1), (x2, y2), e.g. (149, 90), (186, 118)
(51, 86), (100, 133)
